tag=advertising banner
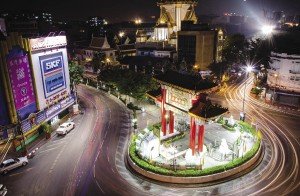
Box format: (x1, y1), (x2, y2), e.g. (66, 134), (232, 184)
(39, 52), (66, 98)
(20, 94), (75, 133)
(0, 79), (10, 125)
(6, 47), (37, 120)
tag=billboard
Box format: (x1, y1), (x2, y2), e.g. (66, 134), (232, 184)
(6, 47), (37, 120)
(29, 36), (67, 52)
(0, 78), (9, 125)
(30, 39), (70, 111)
(21, 94), (75, 133)
(39, 52), (67, 98)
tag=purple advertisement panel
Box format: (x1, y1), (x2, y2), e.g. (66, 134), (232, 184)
(7, 47), (37, 120)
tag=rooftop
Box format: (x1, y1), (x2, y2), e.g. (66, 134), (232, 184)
(189, 101), (228, 120)
(154, 70), (217, 93)
(158, 0), (198, 4)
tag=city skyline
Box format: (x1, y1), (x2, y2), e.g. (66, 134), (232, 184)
(0, 0), (300, 22)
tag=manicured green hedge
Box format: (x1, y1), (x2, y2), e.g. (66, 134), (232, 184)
(251, 87), (263, 95)
(238, 121), (257, 135)
(222, 124), (235, 131)
(164, 132), (186, 145)
(130, 124), (261, 177)
(127, 102), (141, 111)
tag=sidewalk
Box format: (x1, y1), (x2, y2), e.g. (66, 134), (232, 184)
(250, 93), (300, 113)
(0, 110), (80, 161)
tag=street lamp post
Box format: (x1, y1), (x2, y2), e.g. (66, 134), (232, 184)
(273, 73), (278, 104)
(241, 66), (253, 121)
(172, 145), (177, 171)
(17, 114), (27, 156)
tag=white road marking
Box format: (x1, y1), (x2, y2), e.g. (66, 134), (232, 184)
(38, 146), (60, 154)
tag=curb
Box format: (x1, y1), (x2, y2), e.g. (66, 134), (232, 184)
(127, 143), (263, 184)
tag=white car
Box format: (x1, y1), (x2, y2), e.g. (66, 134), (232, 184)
(56, 122), (75, 135)
(0, 157), (28, 175)
(0, 184), (7, 196)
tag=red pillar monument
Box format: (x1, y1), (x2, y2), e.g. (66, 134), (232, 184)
(169, 111), (174, 134)
(190, 117), (196, 155)
(198, 125), (205, 152)
(161, 88), (167, 136)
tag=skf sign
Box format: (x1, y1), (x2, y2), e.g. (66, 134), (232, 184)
(43, 57), (62, 73)
(29, 36), (67, 52)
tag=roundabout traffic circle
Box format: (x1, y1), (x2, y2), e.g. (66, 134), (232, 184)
(127, 117), (263, 184)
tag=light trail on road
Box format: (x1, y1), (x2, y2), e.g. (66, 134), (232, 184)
(223, 76), (300, 195)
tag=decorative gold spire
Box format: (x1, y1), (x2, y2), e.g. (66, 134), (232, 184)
(184, 5), (198, 23)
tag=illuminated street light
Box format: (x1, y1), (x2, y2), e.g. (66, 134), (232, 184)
(273, 73), (278, 104)
(261, 25), (274, 35)
(135, 18), (142, 24)
(246, 65), (253, 73)
(241, 65), (253, 121)
(119, 31), (125, 38)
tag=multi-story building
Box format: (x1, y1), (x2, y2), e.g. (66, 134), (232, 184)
(86, 17), (107, 27)
(136, 47), (175, 58)
(177, 22), (222, 70)
(267, 52), (300, 106)
(1, 11), (54, 37)
(0, 33), (75, 147)
(267, 52), (300, 107)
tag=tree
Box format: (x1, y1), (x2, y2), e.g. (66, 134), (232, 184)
(208, 62), (229, 80)
(100, 68), (158, 101)
(91, 53), (105, 73)
(222, 34), (249, 66)
(69, 61), (84, 87)
(249, 38), (271, 69)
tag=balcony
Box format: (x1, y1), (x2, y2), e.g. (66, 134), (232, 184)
(289, 70), (300, 74)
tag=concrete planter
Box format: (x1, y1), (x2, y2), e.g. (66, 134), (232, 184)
(128, 143), (263, 184)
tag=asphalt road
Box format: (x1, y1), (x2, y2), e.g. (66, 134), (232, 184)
(1, 82), (299, 195)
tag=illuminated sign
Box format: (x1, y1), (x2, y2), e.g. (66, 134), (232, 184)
(6, 47), (37, 120)
(167, 88), (191, 111)
(21, 94), (75, 133)
(39, 52), (66, 98)
(29, 36), (67, 52)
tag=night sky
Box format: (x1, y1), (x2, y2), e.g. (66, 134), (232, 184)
(1, 0), (299, 22)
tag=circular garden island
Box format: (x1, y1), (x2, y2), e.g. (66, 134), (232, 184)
(128, 116), (262, 184)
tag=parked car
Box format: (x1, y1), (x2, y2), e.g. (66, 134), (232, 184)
(0, 184), (7, 196)
(56, 122), (75, 136)
(0, 157), (28, 175)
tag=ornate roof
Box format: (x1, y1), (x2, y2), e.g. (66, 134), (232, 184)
(158, 0), (198, 4)
(184, 5), (198, 23)
(156, 7), (175, 26)
(89, 36), (110, 49)
(153, 70), (218, 93)
(189, 101), (228, 120)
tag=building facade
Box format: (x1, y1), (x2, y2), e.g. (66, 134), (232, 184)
(177, 29), (216, 71)
(86, 36), (116, 63)
(154, 0), (198, 43)
(267, 52), (300, 106)
(0, 33), (75, 147)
